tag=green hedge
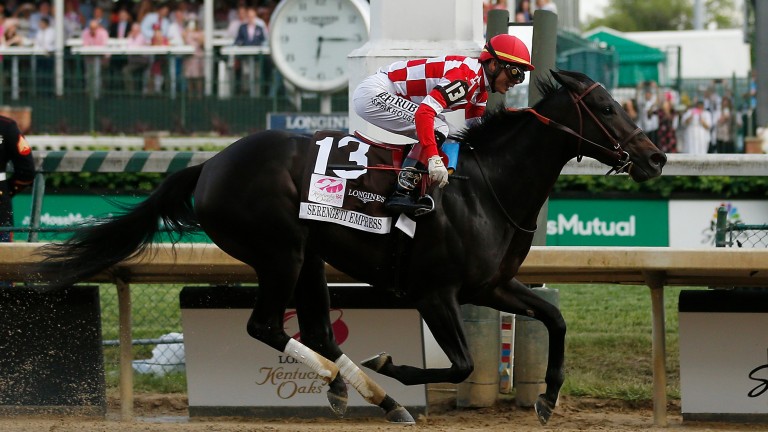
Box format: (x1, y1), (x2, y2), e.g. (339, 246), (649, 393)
(44, 172), (768, 198)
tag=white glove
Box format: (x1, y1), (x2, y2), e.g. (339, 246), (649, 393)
(427, 155), (449, 188)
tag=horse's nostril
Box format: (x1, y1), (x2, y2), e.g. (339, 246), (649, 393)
(651, 152), (667, 167)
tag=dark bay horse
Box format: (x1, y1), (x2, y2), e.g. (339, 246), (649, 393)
(31, 70), (666, 424)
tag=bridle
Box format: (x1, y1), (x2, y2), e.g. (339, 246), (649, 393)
(511, 82), (643, 175)
(469, 81), (644, 233)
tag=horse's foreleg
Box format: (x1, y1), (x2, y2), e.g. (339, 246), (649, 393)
(363, 295), (475, 385)
(474, 278), (566, 425)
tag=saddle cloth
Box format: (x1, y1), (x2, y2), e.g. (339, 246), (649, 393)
(299, 130), (404, 234)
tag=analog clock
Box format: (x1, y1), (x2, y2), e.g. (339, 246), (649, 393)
(269, 0), (370, 93)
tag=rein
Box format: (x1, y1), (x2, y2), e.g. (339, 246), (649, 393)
(509, 82), (642, 175)
(469, 147), (537, 234)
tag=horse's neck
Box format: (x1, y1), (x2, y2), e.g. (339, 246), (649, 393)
(469, 121), (573, 228)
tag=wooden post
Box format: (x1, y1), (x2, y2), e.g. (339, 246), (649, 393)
(117, 278), (134, 421)
(643, 271), (667, 427)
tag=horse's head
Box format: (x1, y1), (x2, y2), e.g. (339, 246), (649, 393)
(549, 70), (666, 182)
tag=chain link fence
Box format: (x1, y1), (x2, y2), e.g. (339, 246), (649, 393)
(715, 205), (768, 249)
(99, 284), (188, 393)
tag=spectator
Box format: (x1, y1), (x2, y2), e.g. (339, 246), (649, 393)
(63, 0), (83, 39)
(638, 82), (659, 145)
(234, 7), (268, 47)
(4, 19), (23, 46)
(81, 18), (110, 97)
(121, 22), (149, 94)
(166, 7), (188, 47)
(535, 0), (557, 13)
(747, 69), (757, 136)
(110, 7), (133, 39)
(0, 115), (35, 283)
(622, 98), (638, 123)
(680, 100), (712, 154)
(234, 6), (269, 94)
(148, 23), (168, 94)
(12, 3), (34, 40)
(91, 6), (109, 31)
(33, 16), (55, 95)
(656, 100), (678, 153)
(227, 4), (248, 40)
(135, 0), (153, 25)
(516, 0), (532, 22)
(0, 15), (6, 46)
(183, 19), (204, 98)
(28, 1), (52, 39)
(140, 3), (170, 41)
(716, 96), (739, 153)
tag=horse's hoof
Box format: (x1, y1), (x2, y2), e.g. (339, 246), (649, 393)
(534, 394), (556, 425)
(361, 352), (392, 372)
(327, 377), (348, 417)
(385, 406), (415, 424)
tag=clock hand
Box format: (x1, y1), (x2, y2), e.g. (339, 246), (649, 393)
(316, 35), (323, 62)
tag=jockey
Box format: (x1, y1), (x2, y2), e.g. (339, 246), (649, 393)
(352, 34), (534, 215)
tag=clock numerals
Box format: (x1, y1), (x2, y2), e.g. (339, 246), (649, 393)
(286, 15), (298, 24)
(298, 1), (308, 11)
(286, 54), (295, 63)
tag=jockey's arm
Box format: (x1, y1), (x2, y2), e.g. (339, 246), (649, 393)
(414, 104), (440, 161)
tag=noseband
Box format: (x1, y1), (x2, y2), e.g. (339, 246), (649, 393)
(511, 82), (643, 175)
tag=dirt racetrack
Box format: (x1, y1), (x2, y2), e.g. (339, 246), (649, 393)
(0, 392), (765, 432)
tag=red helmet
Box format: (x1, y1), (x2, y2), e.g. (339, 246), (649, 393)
(479, 34), (535, 71)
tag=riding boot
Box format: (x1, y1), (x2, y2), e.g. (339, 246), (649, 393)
(384, 158), (434, 216)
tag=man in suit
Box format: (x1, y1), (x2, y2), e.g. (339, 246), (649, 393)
(110, 7), (133, 39)
(234, 7), (269, 93)
(0, 115), (35, 244)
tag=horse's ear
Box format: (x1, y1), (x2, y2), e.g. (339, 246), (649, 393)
(550, 69), (589, 94)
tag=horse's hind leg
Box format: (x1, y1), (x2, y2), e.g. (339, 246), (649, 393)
(294, 254), (415, 424)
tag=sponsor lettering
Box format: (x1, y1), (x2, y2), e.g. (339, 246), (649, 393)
(348, 189), (385, 204)
(308, 174), (345, 207)
(22, 212), (90, 226)
(255, 366), (325, 399)
(285, 115), (349, 131)
(748, 363), (768, 398)
(372, 92), (417, 123)
(547, 214), (636, 237)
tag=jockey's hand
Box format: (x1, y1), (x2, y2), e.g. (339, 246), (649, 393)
(428, 155), (449, 188)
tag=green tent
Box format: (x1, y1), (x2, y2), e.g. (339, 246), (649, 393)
(583, 27), (667, 87)
(556, 30), (618, 88)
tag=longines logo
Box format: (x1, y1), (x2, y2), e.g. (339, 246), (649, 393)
(348, 189), (385, 204)
(304, 16), (339, 27)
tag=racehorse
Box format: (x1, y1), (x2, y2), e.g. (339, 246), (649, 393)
(30, 70), (666, 425)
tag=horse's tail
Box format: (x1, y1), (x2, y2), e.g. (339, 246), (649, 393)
(30, 164), (204, 288)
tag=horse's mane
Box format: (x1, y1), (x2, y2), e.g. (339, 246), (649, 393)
(456, 76), (561, 147)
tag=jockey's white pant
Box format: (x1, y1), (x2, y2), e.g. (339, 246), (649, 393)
(352, 72), (450, 141)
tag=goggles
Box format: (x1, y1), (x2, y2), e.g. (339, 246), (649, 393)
(501, 63), (526, 84)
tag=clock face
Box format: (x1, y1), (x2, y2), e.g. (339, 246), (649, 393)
(270, 0), (370, 92)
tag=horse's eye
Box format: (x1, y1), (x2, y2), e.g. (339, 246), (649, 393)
(602, 106), (613, 115)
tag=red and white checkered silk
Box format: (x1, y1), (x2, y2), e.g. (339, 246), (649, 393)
(382, 56), (488, 120)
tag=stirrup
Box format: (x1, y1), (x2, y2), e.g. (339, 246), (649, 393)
(384, 192), (433, 216)
(413, 195), (435, 216)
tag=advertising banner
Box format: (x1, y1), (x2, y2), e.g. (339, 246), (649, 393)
(669, 200), (768, 248)
(546, 198), (669, 246)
